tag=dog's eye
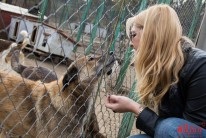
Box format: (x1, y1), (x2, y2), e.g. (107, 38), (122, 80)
(88, 56), (94, 61)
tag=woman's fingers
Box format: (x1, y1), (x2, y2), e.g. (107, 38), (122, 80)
(105, 95), (140, 113)
(108, 95), (119, 102)
(105, 95), (119, 110)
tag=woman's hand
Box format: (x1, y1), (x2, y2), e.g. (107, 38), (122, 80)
(105, 95), (141, 114)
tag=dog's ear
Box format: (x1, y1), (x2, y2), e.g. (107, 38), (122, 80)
(62, 66), (78, 91)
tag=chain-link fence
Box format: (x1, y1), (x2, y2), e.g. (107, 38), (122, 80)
(0, 0), (205, 137)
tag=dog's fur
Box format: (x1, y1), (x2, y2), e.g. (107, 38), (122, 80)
(11, 50), (57, 83)
(0, 53), (115, 137)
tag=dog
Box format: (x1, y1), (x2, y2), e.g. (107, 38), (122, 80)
(0, 39), (17, 53)
(0, 52), (115, 137)
(11, 49), (57, 83)
(1, 30), (30, 70)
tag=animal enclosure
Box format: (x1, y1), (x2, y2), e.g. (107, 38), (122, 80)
(0, 0), (205, 137)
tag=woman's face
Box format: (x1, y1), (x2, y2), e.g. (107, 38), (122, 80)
(129, 25), (143, 50)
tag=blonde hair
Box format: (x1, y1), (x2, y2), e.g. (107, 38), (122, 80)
(133, 4), (184, 107)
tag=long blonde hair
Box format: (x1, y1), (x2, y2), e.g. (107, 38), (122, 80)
(133, 4), (184, 107)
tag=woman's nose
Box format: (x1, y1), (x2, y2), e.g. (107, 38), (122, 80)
(129, 41), (134, 48)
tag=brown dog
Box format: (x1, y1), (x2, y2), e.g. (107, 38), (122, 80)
(11, 50), (57, 83)
(0, 52), (115, 138)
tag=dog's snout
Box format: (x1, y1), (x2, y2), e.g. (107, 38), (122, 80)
(109, 51), (114, 55)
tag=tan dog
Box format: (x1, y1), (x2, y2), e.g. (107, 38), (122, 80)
(0, 52), (115, 138)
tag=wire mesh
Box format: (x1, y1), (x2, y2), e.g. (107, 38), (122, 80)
(0, 0), (205, 138)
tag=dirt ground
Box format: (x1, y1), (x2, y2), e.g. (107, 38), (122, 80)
(0, 52), (140, 138)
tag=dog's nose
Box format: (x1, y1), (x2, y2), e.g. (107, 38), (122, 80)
(109, 51), (114, 55)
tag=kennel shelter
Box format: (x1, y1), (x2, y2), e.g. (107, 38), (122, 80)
(0, 0), (205, 137)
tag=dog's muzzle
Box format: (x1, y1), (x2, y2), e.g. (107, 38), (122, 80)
(96, 52), (116, 76)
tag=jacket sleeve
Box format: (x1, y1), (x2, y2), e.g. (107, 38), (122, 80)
(136, 107), (160, 137)
(183, 62), (206, 128)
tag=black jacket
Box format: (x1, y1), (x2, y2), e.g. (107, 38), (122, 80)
(136, 42), (206, 136)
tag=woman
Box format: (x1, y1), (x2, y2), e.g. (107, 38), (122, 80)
(105, 4), (206, 138)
